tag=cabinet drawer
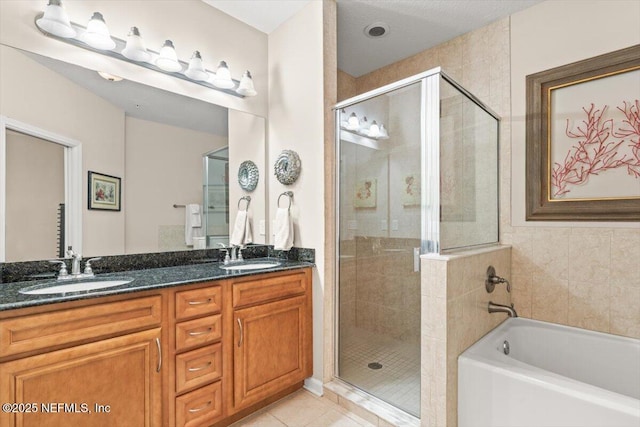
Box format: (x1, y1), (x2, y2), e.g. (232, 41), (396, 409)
(0, 296), (162, 358)
(175, 286), (222, 320)
(232, 271), (308, 308)
(176, 343), (222, 394)
(175, 381), (223, 427)
(175, 315), (221, 351)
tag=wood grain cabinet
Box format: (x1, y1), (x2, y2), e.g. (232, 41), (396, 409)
(170, 284), (224, 427)
(0, 297), (163, 427)
(230, 269), (313, 413)
(0, 267), (312, 427)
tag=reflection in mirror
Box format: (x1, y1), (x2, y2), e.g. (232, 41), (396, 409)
(0, 45), (265, 261)
(6, 130), (64, 262)
(204, 147), (230, 247)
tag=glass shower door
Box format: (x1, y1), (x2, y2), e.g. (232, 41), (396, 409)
(337, 81), (422, 417)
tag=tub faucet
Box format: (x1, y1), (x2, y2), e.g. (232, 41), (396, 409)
(488, 301), (518, 318)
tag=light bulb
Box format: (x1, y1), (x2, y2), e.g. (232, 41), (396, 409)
(185, 51), (209, 81)
(368, 120), (381, 138)
(236, 70), (257, 96)
(358, 116), (370, 135)
(378, 124), (389, 139)
(83, 12), (115, 50)
(212, 61), (234, 89)
(36, 0), (76, 38)
(156, 40), (182, 72)
(346, 113), (359, 130)
(122, 27), (150, 62)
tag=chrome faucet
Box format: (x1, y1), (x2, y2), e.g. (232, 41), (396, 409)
(230, 245), (243, 262)
(488, 301), (518, 318)
(67, 247), (82, 276)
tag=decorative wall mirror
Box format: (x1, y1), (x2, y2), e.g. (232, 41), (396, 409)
(0, 44), (266, 261)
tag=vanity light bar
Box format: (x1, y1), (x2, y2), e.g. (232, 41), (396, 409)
(34, 11), (256, 98)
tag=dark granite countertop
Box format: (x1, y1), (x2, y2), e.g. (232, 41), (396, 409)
(0, 258), (314, 312)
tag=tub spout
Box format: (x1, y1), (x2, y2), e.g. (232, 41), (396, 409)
(488, 301), (518, 318)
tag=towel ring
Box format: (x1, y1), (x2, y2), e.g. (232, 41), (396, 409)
(277, 191), (293, 209)
(238, 196), (251, 210)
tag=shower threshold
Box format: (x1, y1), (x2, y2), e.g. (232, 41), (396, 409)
(324, 379), (420, 427)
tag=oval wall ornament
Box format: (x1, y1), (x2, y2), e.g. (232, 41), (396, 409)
(274, 150), (301, 185)
(238, 160), (259, 191)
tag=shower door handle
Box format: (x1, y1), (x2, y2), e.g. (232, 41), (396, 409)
(413, 247), (420, 273)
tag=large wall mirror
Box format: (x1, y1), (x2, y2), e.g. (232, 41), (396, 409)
(0, 44), (266, 262)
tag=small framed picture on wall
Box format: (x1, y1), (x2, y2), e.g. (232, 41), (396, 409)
(88, 171), (121, 211)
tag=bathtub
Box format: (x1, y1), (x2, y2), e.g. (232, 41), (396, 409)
(458, 318), (640, 427)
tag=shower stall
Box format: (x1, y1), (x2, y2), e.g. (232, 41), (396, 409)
(335, 68), (499, 417)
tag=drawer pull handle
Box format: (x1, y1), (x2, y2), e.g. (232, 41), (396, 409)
(188, 401), (212, 413)
(237, 318), (243, 347)
(188, 327), (212, 337)
(155, 338), (162, 373)
(188, 361), (212, 372)
(188, 298), (212, 306)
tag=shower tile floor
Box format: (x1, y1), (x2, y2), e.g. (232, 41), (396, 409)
(338, 327), (421, 417)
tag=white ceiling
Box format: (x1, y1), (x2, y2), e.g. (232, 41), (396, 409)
(203, 0), (542, 77)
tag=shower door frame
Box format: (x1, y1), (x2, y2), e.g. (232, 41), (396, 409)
(332, 67), (501, 416)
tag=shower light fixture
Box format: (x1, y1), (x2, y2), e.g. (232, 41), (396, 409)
(346, 112), (360, 130)
(340, 110), (389, 140)
(368, 120), (380, 138)
(33, 1), (257, 97)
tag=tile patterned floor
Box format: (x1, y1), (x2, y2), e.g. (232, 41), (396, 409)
(231, 389), (377, 427)
(338, 328), (420, 416)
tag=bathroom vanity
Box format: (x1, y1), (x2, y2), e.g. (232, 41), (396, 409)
(0, 261), (313, 427)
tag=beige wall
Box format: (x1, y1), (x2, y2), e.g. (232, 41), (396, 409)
(0, 0), (268, 117)
(507, 0), (640, 338)
(5, 131), (64, 261)
(0, 45), (126, 257)
(268, 0), (327, 389)
(125, 116), (226, 254)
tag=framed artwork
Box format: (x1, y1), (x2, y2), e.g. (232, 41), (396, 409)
(402, 173), (421, 206)
(354, 178), (376, 208)
(526, 44), (640, 221)
(88, 171), (121, 211)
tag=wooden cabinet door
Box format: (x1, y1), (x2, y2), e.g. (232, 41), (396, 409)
(0, 328), (162, 427)
(233, 295), (311, 410)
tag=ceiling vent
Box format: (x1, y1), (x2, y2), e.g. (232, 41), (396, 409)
(364, 22), (389, 38)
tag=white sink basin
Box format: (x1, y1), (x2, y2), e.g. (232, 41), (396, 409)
(20, 278), (133, 295)
(220, 262), (281, 271)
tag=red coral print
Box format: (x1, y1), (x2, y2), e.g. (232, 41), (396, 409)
(615, 100), (640, 178)
(551, 102), (638, 197)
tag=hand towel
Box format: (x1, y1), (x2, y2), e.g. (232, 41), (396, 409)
(185, 204), (203, 246)
(274, 207), (294, 251)
(230, 210), (253, 246)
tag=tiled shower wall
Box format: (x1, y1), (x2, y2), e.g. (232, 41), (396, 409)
(340, 237), (421, 343)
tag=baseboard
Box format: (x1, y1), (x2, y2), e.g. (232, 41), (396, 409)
(303, 376), (324, 396)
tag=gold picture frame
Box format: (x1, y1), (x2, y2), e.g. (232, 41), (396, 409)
(525, 44), (640, 221)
